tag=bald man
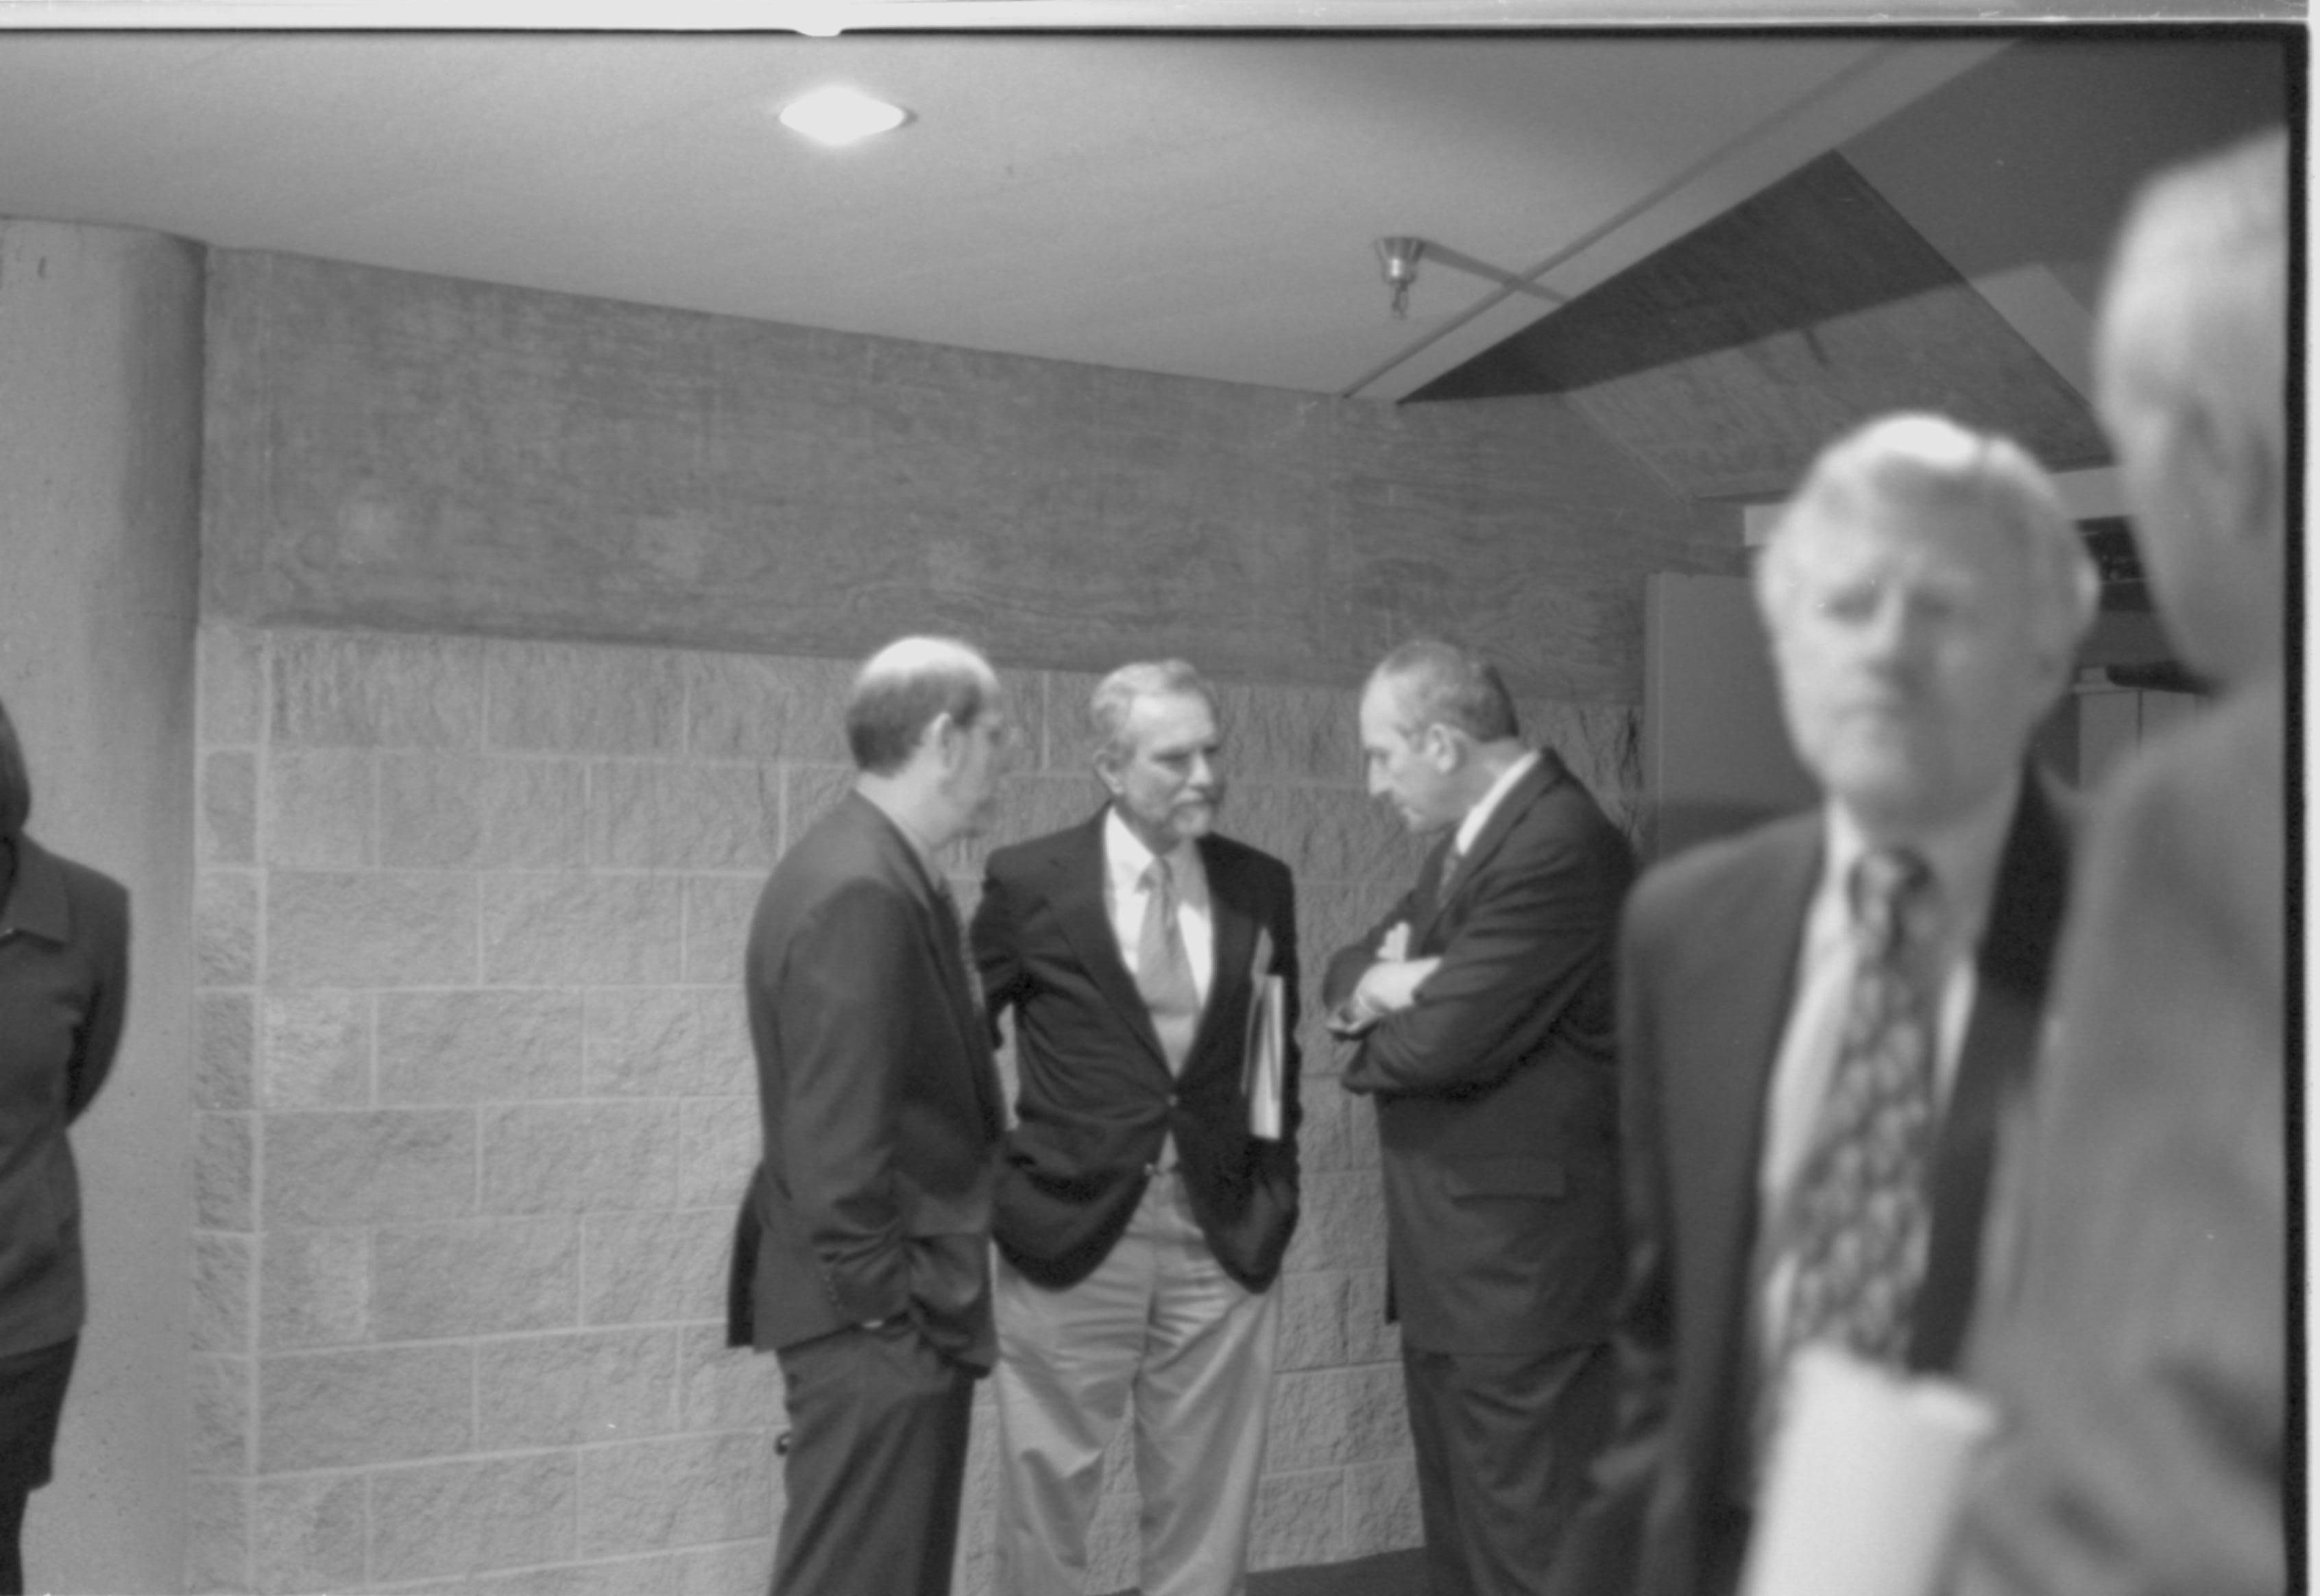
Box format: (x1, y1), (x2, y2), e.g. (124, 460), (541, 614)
(726, 637), (1013, 1596)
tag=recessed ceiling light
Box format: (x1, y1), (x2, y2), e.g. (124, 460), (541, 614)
(777, 87), (910, 147)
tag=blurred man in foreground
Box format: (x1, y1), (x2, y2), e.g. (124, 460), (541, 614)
(1946, 125), (2291, 1596)
(1549, 413), (2097, 1596)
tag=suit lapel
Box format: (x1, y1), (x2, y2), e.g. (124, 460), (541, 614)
(1184, 837), (1255, 1078)
(854, 795), (1004, 1132)
(1051, 812), (1178, 1076)
(1909, 774), (2070, 1372)
(1415, 751), (1560, 943)
(1669, 816), (1820, 1501)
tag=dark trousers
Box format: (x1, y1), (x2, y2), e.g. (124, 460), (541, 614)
(0, 1338), (76, 1596)
(772, 1322), (975, 1596)
(1403, 1339), (1615, 1596)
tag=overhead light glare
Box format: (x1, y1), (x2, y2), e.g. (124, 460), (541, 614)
(777, 87), (910, 147)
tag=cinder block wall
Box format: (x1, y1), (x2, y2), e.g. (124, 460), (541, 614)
(190, 622), (1638, 1595)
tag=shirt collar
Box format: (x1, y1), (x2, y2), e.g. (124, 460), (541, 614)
(1104, 806), (1200, 897)
(1822, 768), (2023, 954)
(1454, 748), (1540, 857)
(855, 787), (951, 896)
(0, 834), (72, 944)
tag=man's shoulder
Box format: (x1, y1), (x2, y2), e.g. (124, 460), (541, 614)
(762, 795), (915, 910)
(1198, 830), (1292, 882)
(1632, 809), (1817, 919)
(2104, 680), (2280, 835)
(982, 812), (1100, 880)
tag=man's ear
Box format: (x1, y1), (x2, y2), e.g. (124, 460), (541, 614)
(1421, 722), (1461, 773)
(924, 711), (963, 771)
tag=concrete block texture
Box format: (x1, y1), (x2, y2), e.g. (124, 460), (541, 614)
(368, 1453), (579, 1584)
(196, 991), (257, 1111)
(479, 873), (684, 987)
(378, 990), (583, 1104)
(579, 1209), (731, 1327)
(261, 1229), (371, 1351)
(481, 1101), (680, 1214)
(264, 991), (372, 1109)
(267, 749), (376, 869)
(186, 1474), (252, 1595)
(476, 1327), (680, 1449)
(380, 753), (589, 871)
(253, 1472), (366, 1595)
(197, 1113), (255, 1233)
(588, 760), (777, 871)
(271, 631), (486, 751)
(200, 622), (1647, 1588)
(202, 749), (258, 864)
(198, 625), (267, 746)
(485, 642), (686, 756)
(679, 875), (762, 989)
(575, 1431), (776, 1558)
(197, 869), (258, 987)
(258, 1345), (473, 1472)
(264, 1110), (476, 1226)
(268, 871), (479, 989)
(583, 987), (745, 1100)
(192, 1233), (254, 1355)
(371, 1218), (579, 1341)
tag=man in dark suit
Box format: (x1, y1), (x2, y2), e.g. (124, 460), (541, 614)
(1946, 128), (2288, 1596)
(971, 659), (1301, 1596)
(1322, 639), (1634, 1596)
(1547, 413), (2098, 1596)
(725, 636), (1012, 1596)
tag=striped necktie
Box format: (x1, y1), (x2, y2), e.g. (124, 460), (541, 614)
(1135, 856), (1201, 1073)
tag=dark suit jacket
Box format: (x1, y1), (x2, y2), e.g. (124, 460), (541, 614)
(1321, 750), (1634, 1356)
(971, 811), (1301, 1292)
(1550, 772), (2073, 1596)
(726, 792), (1006, 1370)
(1952, 684), (2284, 1596)
(0, 834), (130, 1357)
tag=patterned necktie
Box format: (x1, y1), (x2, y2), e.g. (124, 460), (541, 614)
(1135, 856), (1201, 1074)
(1761, 847), (1946, 1441)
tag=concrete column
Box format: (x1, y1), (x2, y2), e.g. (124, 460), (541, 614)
(0, 218), (204, 1593)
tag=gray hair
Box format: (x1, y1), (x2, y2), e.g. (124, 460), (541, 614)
(1756, 413), (2099, 659)
(845, 636), (1000, 775)
(1368, 640), (1521, 744)
(1089, 660), (1213, 764)
(2097, 127), (2288, 479)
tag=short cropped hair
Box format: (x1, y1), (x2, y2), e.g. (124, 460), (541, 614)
(845, 637), (1000, 776)
(1756, 413), (2099, 659)
(2098, 127), (2288, 474)
(1368, 640), (1521, 744)
(1089, 660), (1213, 764)
(0, 697), (27, 841)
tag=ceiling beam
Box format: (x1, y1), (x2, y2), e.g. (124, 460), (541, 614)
(1342, 35), (2009, 402)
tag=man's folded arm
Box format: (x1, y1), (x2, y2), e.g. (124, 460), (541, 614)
(1340, 836), (1623, 1096)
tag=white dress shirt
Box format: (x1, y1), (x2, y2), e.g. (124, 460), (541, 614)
(1103, 807), (1214, 1006)
(1752, 771), (2023, 1360)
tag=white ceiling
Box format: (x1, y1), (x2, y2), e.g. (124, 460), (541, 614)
(0, 27), (2016, 398)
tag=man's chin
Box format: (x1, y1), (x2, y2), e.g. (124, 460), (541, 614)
(1172, 803), (1218, 840)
